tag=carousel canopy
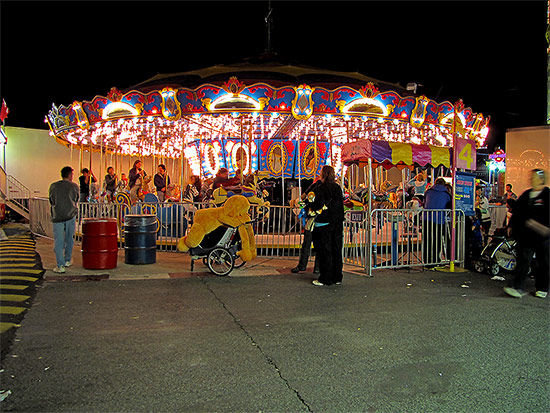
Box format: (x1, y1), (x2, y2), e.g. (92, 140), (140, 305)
(341, 139), (452, 170)
(46, 60), (489, 178)
(126, 61), (412, 93)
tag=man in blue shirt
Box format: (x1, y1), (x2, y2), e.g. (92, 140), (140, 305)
(422, 177), (451, 267)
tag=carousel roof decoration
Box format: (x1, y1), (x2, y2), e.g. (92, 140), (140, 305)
(46, 62), (490, 178)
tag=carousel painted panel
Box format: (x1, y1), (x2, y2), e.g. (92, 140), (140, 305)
(265, 87), (295, 112)
(200, 139), (226, 178)
(425, 100), (440, 123)
(390, 96), (415, 119)
(296, 141), (329, 179)
(176, 89), (204, 113)
(222, 138), (258, 175)
(311, 89), (338, 113)
(183, 140), (202, 177)
(259, 139), (296, 178)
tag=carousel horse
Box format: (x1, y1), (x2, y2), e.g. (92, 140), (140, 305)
(349, 182), (395, 210)
(89, 182), (100, 203)
(138, 175), (155, 201)
(165, 183), (181, 202)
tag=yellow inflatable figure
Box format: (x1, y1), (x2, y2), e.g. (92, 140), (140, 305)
(177, 195), (257, 262)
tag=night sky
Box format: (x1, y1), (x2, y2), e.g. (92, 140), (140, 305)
(1, 1), (546, 151)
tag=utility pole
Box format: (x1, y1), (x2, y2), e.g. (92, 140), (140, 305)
(547, 0), (549, 124)
(265, 1), (273, 54)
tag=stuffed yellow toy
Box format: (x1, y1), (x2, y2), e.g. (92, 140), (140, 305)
(177, 195), (257, 262)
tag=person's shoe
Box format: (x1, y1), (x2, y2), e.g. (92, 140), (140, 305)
(335, 282), (342, 285)
(64, 260), (73, 267)
(312, 279), (324, 286)
(503, 287), (524, 298)
(291, 266), (306, 273)
(53, 266), (65, 274)
(313, 268), (319, 274)
(534, 291), (548, 299)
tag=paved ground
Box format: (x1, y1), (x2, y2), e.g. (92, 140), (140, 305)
(1, 225), (549, 412)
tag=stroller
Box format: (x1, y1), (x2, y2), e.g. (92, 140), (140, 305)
(188, 222), (249, 276)
(474, 233), (517, 276)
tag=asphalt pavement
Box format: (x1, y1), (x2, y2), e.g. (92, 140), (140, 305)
(0, 224), (549, 412)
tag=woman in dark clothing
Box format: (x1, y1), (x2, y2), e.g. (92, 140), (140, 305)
(306, 165), (345, 286)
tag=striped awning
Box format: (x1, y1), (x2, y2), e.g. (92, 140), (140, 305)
(342, 139), (452, 169)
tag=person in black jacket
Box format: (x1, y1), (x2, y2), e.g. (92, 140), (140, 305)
(306, 165), (345, 286)
(504, 169), (549, 299)
(154, 164), (171, 202)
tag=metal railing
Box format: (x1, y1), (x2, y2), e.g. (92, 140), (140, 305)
(29, 199), (466, 275)
(1, 166), (31, 217)
(74, 201), (305, 257)
(29, 198), (53, 239)
(369, 209), (465, 276)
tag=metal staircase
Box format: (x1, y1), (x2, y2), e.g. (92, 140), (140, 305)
(0, 166), (30, 220)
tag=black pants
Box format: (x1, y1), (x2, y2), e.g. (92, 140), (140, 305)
(312, 224), (343, 285)
(297, 230), (319, 271)
(510, 239), (549, 292)
(481, 219), (491, 245)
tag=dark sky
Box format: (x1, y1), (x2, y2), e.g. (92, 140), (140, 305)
(1, 1), (547, 151)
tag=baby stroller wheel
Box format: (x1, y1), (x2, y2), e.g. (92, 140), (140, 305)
(490, 262), (500, 276)
(474, 261), (485, 273)
(207, 247), (234, 276)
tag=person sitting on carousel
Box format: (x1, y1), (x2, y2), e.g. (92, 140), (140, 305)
(212, 167), (229, 189)
(116, 173), (129, 193)
(103, 166), (117, 203)
(128, 160), (147, 205)
(221, 169), (244, 188)
(183, 175), (203, 204)
(408, 171), (428, 202)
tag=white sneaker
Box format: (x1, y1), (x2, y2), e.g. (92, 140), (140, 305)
(312, 280), (324, 286)
(64, 260), (73, 267)
(535, 291), (548, 299)
(53, 266), (65, 274)
(503, 287), (524, 298)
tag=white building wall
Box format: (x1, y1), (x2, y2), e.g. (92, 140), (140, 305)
(1, 126), (187, 198)
(505, 126), (550, 196)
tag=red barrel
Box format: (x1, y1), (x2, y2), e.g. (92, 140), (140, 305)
(81, 218), (118, 269)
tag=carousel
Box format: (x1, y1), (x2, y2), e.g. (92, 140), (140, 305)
(46, 60), (490, 203)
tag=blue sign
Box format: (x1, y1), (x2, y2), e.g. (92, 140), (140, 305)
(455, 171), (476, 216)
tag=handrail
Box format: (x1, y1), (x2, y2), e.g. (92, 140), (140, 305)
(1, 169), (31, 214)
(7, 174), (31, 200)
(0, 165), (6, 199)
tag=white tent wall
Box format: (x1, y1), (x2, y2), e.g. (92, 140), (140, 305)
(505, 125), (550, 196)
(1, 126), (189, 197)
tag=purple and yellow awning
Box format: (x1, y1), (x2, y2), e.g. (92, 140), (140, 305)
(342, 139), (451, 170)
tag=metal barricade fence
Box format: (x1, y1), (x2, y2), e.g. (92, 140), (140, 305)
(30, 200), (465, 272)
(74, 201), (305, 256)
(369, 209), (465, 276)
(29, 198), (53, 239)
(343, 209), (369, 268)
